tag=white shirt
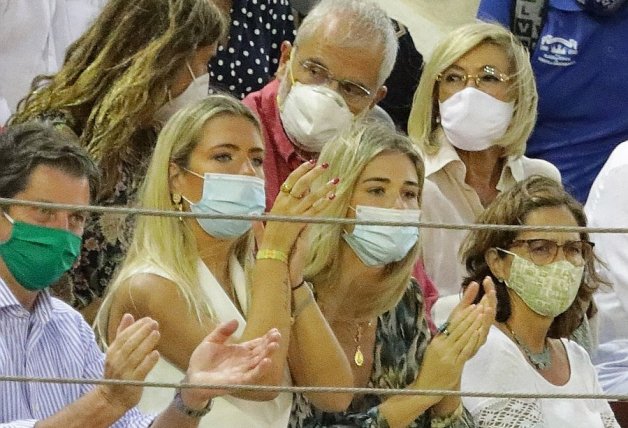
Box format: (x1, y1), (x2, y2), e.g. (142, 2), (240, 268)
(585, 140), (628, 393)
(420, 139), (561, 297)
(127, 257), (292, 428)
(0, 0), (105, 123)
(462, 326), (618, 428)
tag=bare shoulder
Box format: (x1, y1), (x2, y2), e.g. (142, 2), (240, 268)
(119, 272), (185, 317)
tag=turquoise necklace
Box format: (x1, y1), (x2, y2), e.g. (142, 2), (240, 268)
(506, 323), (552, 370)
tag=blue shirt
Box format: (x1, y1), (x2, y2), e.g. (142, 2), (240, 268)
(478, 0), (628, 202)
(0, 277), (153, 427)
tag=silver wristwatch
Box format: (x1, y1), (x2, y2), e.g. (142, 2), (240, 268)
(173, 389), (213, 418)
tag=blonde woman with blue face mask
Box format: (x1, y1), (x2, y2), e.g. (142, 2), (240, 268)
(408, 22), (561, 304)
(96, 95), (353, 427)
(289, 122), (497, 428)
(459, 176), (618, 427)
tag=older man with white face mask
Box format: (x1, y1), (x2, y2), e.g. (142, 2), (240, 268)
(243, 0), (398, 208)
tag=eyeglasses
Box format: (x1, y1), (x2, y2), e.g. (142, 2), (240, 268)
(437, 65), (511, 93)
(508, 239), (594, 267)
(298, 59), (373, 103)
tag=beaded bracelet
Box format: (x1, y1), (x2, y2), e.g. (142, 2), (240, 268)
(430, 402), (464, 428)
(256, 249), (289, 264)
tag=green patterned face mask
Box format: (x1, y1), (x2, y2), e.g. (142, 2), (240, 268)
(0, 213), (81, 291)
(499, 249), (584, 317)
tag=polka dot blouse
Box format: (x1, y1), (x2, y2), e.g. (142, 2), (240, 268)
(209, 0), (296, 99)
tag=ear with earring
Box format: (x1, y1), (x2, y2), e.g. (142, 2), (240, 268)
(172, 193), (183, 221)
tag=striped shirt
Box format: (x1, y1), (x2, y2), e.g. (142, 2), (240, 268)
(0, 276), (153, 427)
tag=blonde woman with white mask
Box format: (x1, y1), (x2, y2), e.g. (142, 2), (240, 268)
(408, 22), (561, 309)
(96, 95), (353, 427)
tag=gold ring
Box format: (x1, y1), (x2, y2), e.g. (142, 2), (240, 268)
(280, 183), (292, 194)
(289, 192), (304, 199)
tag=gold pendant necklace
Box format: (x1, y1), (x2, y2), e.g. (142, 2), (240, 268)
(353, 320), (373, 367)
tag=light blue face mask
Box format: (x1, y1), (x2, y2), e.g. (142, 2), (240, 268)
(183, 171), (265, 239)
(343, 205), (421, 267)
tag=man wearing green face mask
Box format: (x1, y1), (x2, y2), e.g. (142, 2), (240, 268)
(0, 121), (282, 427)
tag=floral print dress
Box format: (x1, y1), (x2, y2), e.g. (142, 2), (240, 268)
(289, 280), (475, 428)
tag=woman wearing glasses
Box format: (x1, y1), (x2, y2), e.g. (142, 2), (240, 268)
(407, 22), (561, 311)
(459, 176), (618, 427)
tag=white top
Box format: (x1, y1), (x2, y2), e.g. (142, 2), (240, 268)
(461, 326), (618, 428)
(420, 139), (561, 297)
(130, 257), (292, 428)
(585, 140), (628, 393)
(0, 0), (105, 123)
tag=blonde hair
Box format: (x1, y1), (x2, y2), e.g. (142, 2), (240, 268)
(96, 95), (261, 341)
(408, 22), (537, 157)
(11, 0), (227, 200)
(305, 122), (424, 317)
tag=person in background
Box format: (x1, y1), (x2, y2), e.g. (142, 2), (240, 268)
(477, 0), (628, 203)
(208, 0), (295, 99)
(289, 122), (496, 427)
(407, 22), (560, 325)
(460, 176), (618, 427)
(243, 0), (398, 208)
(95, 95), (352, 427)
(0, 121), (281, 427)
(290, 0), (423, 132)
(10, 0), (227, 321)
(0, 0), (107, 125)
(585, 141), (628, 394)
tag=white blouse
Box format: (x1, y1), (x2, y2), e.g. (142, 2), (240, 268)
(130, 257), (292, 428)
(461, 326), (618, 428)
(420, 138), (561, 298)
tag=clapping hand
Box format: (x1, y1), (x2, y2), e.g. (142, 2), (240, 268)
(99, 314), (161, 412)
(179, 320), (281, 409)
(414, 277), (496, 398)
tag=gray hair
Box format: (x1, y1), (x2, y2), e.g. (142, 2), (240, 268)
(295, 0), (398, 86)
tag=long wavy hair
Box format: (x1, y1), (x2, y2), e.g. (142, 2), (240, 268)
(11, 0), (227, 199)
(305, 122), (424, 318)
(95, 95), (261, 341)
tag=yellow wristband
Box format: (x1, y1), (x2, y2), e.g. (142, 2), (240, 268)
(256, 249), (289, 264)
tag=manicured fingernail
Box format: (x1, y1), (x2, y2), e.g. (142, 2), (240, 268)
(328, 193), (336, 200)
(329, 177), (340, 185)
(321, 162), (329, 169)
(308, 159), (316, 165)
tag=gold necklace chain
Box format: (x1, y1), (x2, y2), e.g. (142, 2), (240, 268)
(353, 320), (373, 367)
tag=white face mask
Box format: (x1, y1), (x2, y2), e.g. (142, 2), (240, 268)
(439, 87), (514, 152)
(280, 82), (355, 153)
(343, 205), (420, 267)
(155, 62), (209, 123)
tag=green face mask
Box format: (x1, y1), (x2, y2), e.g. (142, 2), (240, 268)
(0, 214), (82, 291)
